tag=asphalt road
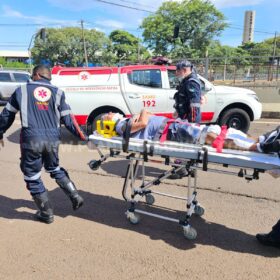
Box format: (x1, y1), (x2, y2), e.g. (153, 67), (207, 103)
(0, 117), (279, 279)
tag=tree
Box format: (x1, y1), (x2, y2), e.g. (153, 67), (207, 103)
(141, 0), (227, 58)
(31, 27), (112, 66)
(109, 30), (150, 63)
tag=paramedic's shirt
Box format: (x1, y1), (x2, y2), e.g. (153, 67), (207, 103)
(116, 116), (166, 140)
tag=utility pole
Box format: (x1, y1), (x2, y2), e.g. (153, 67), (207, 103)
(270, 31), (277, 81)
(137, 35), (140, 63)
(272, 31), (277, 63)
(81, 20), (89, 67)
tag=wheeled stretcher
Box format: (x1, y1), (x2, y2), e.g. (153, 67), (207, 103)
(88, 134), (280, 239)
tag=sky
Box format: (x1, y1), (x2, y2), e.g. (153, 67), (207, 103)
(0, 0), (279, 52)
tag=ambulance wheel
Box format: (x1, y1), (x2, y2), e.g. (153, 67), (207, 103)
(126, 211), (140, 225)
(145, 194), (155, 205)
(219, 108), (250, 133)
(194, 204), (205, 216)
(183, 226), (197, 240)
(88, 160), (100, 171)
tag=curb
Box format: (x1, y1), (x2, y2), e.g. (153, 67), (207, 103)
(261, 111), (280, 119)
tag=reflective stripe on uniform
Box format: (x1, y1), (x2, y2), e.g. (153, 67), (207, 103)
(55, 89), (63, 127)
(21, 85), (28, 127)
(5, 102), (18, 113)
(190, 103), (201, 107)
(60, 109), (71, 117)
(45, 166), (60, 173)
(24, 171), (41, 181)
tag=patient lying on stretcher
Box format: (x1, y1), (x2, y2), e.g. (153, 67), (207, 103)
(102, 110), (280, 154)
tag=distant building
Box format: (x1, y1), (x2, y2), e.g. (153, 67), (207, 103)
(0, 50), (29, 63)
(242, 11), (256, 44)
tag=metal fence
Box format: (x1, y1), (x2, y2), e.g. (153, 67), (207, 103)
(2, 56), (280, 84)
(176, 56), (280, 84)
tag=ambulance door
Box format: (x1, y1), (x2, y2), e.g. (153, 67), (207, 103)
(122, 69), (168, 115)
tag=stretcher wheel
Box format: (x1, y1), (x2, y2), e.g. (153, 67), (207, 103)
(126, 211), (140, 225)
(194, 204), (205, 217)
(145, 194), (155, 205)
(183, 226), (197, 240)
(88, 160), (100, 171)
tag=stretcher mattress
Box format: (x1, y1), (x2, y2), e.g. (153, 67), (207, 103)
(88, 135), (280, 171)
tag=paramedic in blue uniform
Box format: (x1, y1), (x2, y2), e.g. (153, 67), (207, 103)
(173, 60), (202, 123)
(0, 65), (88, 224)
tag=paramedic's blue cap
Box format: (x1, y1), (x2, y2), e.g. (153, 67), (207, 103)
(176, 60), (193, 70)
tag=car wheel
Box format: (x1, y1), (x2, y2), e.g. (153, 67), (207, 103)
(219, 108), (250, 133)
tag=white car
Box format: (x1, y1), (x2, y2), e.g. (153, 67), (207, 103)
(0, 70), (31, 105)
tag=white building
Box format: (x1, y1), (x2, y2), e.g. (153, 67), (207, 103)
(242, 11), (256, 44)
(0, 50), (29, 63)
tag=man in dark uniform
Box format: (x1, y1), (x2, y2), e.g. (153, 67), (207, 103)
(173, 60), (202, 123)
(172, 60), (202, 179)
(0, 65), (87, 224)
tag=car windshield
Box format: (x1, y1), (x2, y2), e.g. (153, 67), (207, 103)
(14, 73), (30, 82)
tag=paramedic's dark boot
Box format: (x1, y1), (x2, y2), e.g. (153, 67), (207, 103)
(256, 220), (280, 248)
(168, 159), (188, 179)
(56, 177), (84, 210)
(33, 191), (54, 224)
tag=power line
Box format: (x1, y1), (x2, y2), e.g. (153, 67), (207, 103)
(91, 0), (155, 13)
(0, 23), (42, 27)
(116, 0), (157, 10)
(228, 25), (277, 35)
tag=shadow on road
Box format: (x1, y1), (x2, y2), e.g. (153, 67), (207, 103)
(7, 127), (87, 146)
(0, 188), (279, 257)
(99, 159), (166, 178)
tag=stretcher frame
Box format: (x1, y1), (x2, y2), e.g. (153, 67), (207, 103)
(88, 134), (280, 239)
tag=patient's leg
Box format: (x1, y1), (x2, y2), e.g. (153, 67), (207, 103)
(205, 132), (217, 145)
(223, 139), (258, 151)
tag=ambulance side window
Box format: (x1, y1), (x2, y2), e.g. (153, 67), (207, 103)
(127, 70), (162, 88)
(167, 70), (179, 89)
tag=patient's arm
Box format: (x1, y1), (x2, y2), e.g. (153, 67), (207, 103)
(130, 109), (152, 133)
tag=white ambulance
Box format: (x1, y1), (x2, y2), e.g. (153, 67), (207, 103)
(51, 64), (262, 133)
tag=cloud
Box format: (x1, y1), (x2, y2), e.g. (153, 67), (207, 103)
(1, 5), (79, 26)
(95, 19), (125, 29)
(211, 0), (264, 8)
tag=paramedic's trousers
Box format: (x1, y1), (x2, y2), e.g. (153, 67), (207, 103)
(20, 141), (67, 195)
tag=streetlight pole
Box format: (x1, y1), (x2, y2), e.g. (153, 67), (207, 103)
(28, 28), (46, 72)
(28, 33), (37, 72)
(81, 20), (89, 67)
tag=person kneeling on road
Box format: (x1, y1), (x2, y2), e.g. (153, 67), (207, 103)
(0, 65), (88, 224)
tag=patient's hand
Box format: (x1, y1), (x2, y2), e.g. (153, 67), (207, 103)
(249, 143), (258, 152)
(132, 114), (140, 123)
